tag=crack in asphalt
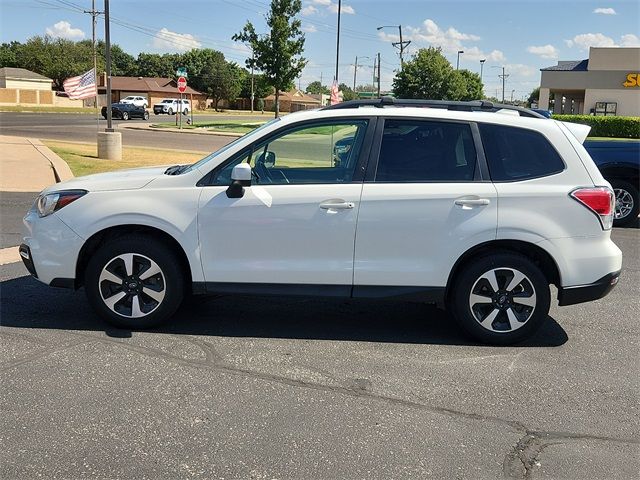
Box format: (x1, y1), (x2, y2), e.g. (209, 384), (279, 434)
(3, 328), (639, 479)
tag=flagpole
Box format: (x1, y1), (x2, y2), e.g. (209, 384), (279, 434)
(104, 0), (113, 132)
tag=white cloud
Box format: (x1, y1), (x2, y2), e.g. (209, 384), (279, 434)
(301, 5), (318, 16)
(302, 24), (318, 33)
(305, 0), (355, 16)
(381, 19), (504, 65)
(593, 7), (616, 15)
(621, 34), (640, 46)
(565, 33), (640, 50)
(504, 63), (537, 77)
(527, 44), (559, 59)
(45, 20), (85, 40)
(152, 28), (201, 52)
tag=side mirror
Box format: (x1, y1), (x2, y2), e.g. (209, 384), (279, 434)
(226, 163), (252, 198)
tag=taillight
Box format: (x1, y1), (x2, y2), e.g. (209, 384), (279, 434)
(570, 187), (615, 230)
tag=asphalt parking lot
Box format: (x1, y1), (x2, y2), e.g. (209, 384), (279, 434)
(1, 225), (638, 479)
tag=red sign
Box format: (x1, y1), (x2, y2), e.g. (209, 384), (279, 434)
(177, 76), (187, 93)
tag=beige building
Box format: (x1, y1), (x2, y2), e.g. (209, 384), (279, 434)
(0, 67), (53, 90)
(539, 47), (640, 116)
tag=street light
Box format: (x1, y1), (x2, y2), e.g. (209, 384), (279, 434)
(456, 50), (464, 70)
(479, 59), (486, 81)
(353, 55), (370, 91)
(377, 25), (411, 68)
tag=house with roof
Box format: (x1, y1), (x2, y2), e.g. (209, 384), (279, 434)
(0, 67), (55, 105)
(264, 89), (322, 112)
(538, 47), (640, 116)
(97, 75), (207, 109)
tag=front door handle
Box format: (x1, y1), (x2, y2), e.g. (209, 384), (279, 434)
(319, 200), (355, 210)
(454, 198), (490, 207)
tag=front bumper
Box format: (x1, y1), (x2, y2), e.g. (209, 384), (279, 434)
(558, 270), (621, 306)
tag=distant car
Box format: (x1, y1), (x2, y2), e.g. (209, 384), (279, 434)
(153, 98), (190, 115)
(101, 103), (149, 121)
(531, 108), (552, 118)
(120, 96), (148, 108)
(584, 140), (640, 227)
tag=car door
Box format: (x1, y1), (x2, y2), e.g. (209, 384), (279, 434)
(353, 118), (498, 292)
(198, 118), (375, 291)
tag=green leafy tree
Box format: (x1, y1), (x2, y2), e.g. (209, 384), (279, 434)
(455, 69), (484, 101)
(393, 47), (464, 100)
(233, 0), (307, 117)
(239, 72), (272, 99)
(356, 84), (377, 93)
(135, 52), (178, 78)
(16, 36), (93, 89)
(0, 41), (23, 67)
(339, 83), (358, 101)
(181, 49), (242, 110)
(528, 87), (540, 106)
(207, 62), (243, 111)
(305, 80), (329, 95)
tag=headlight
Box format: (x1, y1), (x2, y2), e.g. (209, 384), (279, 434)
(35, 190), (87, 217)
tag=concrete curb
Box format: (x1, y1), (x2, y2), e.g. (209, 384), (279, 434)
(120, 123), (244, 138)
(28, 138), (74, 182)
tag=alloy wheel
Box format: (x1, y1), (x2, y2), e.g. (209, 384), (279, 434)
(98, 253), (166, 318)
(468, 267), (537, 333)
(614, 188), (634, 220)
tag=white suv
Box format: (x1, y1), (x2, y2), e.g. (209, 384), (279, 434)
(120, 96), (148, 108)
(21, 99), (622, 344)
(153, 98), (190, 115)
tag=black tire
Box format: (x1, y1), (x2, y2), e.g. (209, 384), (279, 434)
(143, 111), (149, 120)
(610, 179), (639, 228)
(122, 111), (129, 120)
(168, 108), (174, 115)
(449, 252), (550, 345)
(85, 235), (185, 329)
(183, 109), (188, 115)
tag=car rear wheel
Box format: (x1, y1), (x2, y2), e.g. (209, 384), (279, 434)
(85, 236), (185, 329)
(183, 109), (188, 115)
(610, 180), (639, 227)
(168, 108), (174, 115)
(143, 111), (149, 120)
(450, 252), (550, 345)
(121, 111), (129, 120)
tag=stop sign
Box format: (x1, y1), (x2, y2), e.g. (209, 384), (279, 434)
(177, 76), (187, 93)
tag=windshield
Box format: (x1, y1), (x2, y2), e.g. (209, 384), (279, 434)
(124, 97), (134, 100)
(185, 117), (281, 173)
(161, 100), (172, 103)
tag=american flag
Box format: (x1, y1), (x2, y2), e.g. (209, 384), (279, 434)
(330, 79), (342, 105)
(63, 69), (97, 100)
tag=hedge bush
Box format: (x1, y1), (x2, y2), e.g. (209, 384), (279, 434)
(552, 114), (640, 139)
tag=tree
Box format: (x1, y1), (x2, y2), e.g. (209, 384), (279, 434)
(356, 84), (377, 93)
(339, 83), (358, 101)
(455, 69), (484, 101)
(207, 62), (242, 111)
(527, 87), (540, 106)
(239, 71), (272, 100)
(393, 47), (463, 100)
(0, 41), (22, 67)
(233, 0), (307, 117)
(305, 81), (329, 95)
(135, 53), (178, 78)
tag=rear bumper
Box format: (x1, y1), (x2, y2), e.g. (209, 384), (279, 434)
(558, 270), (621, 306)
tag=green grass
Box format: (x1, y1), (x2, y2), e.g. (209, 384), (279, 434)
(152, 120), (265, 134)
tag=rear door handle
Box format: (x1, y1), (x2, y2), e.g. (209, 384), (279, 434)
(319, 200), (355, 210)
(454, 198), (490, 206)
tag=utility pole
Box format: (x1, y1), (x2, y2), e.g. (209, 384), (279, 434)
(372, 56), (376, 91)
(250, 49), (254, 113)
(104, 0), (112, 131)
(353, 55), (370, 91)
(377, 25), (411, 69)
(492, 65), (509, 103)
(511, 89), (515, 103)
(334, 0), (341, 83)
(84, 0), (102, 109)
(377, 52), (381, 98)
(479, 59), (485, 82)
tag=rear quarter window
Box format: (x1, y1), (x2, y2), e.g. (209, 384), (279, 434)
(479, 123), (565, 181)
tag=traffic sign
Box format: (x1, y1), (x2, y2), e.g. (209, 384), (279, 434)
(177, 76), (187, 93)
(176, 67), (188, 78)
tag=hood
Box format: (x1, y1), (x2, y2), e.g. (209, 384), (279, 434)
(42, 165), (170, 193)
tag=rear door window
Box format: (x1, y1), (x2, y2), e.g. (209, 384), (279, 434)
(479, 124), (565, 181)
(374, 119), (477, 182)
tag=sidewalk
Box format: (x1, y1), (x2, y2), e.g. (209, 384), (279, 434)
(0, 135), (73, 265)
(0, 135), (73, 192)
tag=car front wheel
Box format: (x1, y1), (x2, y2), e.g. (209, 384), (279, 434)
(121, 111), (129, 120)
(143, 111), (149, 120)
(167, 108), (173, 115)
(610, 180), (639, 227)
(450, 252), (550, 345)
(85, 236), (185, 329)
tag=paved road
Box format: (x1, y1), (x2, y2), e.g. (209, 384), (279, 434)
(1, 187), (638, 478)
(0, 112), (263, 151)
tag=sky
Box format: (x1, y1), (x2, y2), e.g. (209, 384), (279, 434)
(1, 0), (639, 99)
